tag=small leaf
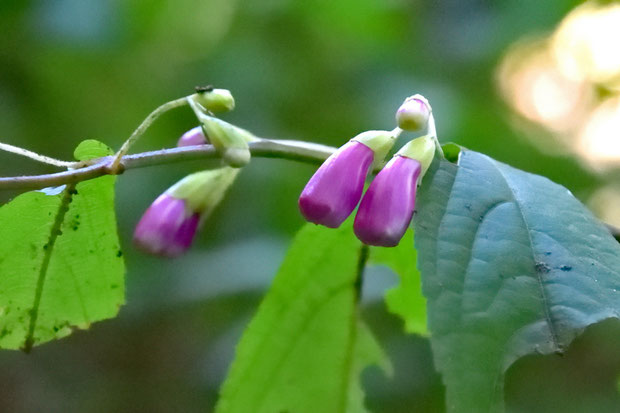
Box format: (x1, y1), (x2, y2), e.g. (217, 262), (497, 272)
(215, 221), (390, 413)
(441, 142), (462, 163)
(415, 150), (620, 412)
(369, 229), (427, 335)
(0, 140), (124, 350)
(73, 139), (112, 161)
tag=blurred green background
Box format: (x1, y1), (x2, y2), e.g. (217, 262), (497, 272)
(1, 0), (620, 412)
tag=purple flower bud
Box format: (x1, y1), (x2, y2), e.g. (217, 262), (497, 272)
(133, 193), (200, 257)
(354, 156), (422, 247)
(299, 140), (374, 228)
(177, 126), (207, 147)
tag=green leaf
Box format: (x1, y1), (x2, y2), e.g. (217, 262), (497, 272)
(415, 150), (620, 412)
(0, 140), (125, 351)
(215, 221), (390, 413)
(369, 229), (427, 335)
(441, 142), (462, 163)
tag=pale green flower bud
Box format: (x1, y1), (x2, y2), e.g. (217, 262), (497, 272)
(199, 116), (254, 168)
(396, 95), (431, 132)
(192, 88), (235, 113)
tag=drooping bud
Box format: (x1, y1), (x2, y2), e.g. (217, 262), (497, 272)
(192, 88), (235, 113)
(134, 167), (239, 257)
(353, 134), (436, 247)
(133, 194), (201, 257)
(299, 140), (374, 228)
(200, 117), (254, 167)
(354, 156), (422, 247)
(177, 126), (208, 147)
(187, 94), (255, 167)
(396, 94), (431, 132)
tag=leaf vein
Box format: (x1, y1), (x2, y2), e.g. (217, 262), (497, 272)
(487, 160), (561, 351)
(22, 183), (76, 352)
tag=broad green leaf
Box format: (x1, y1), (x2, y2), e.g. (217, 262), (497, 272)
(415, 149), (620, 413)
(369, 229), (427, 335)
(0, 140), (124, 351)
(215, 221), (390, 413)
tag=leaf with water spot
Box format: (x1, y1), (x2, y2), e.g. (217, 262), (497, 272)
(215, 221), (390, 413)
(0, 140), (124, 350)
(415, 149), (620, 412)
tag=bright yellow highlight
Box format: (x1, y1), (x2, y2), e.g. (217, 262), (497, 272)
(497, 2), (620, 170)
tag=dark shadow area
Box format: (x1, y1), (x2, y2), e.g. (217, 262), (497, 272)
(506, 318), (620, 413)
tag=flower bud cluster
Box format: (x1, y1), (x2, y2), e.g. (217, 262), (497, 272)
(133, 90), (436, 257)
(299, 95), (435, 247)
(134, 87), (244, 257)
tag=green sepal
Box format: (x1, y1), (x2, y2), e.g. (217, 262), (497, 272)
(351, 130), (396, 168)
(395, 135), (436, 180)
(200, 115), (254, 168)
(167, 167), (240, 215)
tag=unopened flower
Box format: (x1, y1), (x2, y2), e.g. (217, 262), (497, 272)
(134, 167), (239, 257)
(354, 156), (421, 247)
(187, 92), (255, 167)
(192, 88), (235, 113)
(177, 126), (208, 147)
(354, 135), (436, 247)
(396, 95), (431, 132)
(199, 116), (253, 167)
(298, 130), (395, 228)
(299, 141), (373, 228)
(133, 194), (201, 257)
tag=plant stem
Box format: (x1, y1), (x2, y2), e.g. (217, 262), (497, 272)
(1, 138), (619, 243)
(107, 96), (190, 173)
(0, 142), (78, 168)
(0, 139), (336, 190)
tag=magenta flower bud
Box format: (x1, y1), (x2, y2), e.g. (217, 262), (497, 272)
(133, 193), (200, 257)
(299, 140), (374, 228)
(134, 168), (239, 258)
(177, 126), (207, 147)
(354, 156), (422, 247)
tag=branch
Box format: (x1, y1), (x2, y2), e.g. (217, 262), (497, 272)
(2, 138), (619, 244)
(108, 96), (190, 173)
(0, 139), (336, 191)
(0, 142), (77, 168)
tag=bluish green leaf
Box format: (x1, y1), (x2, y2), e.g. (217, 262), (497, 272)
(415, 150), (620, 412)
(369, 229), (427, 335)
(0, 140), (124, 350)
(215, 221), (390, 413)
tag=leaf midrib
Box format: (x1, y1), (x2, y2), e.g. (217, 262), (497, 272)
(487, 157), (561, 351)
(22, 183), (75, 352)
